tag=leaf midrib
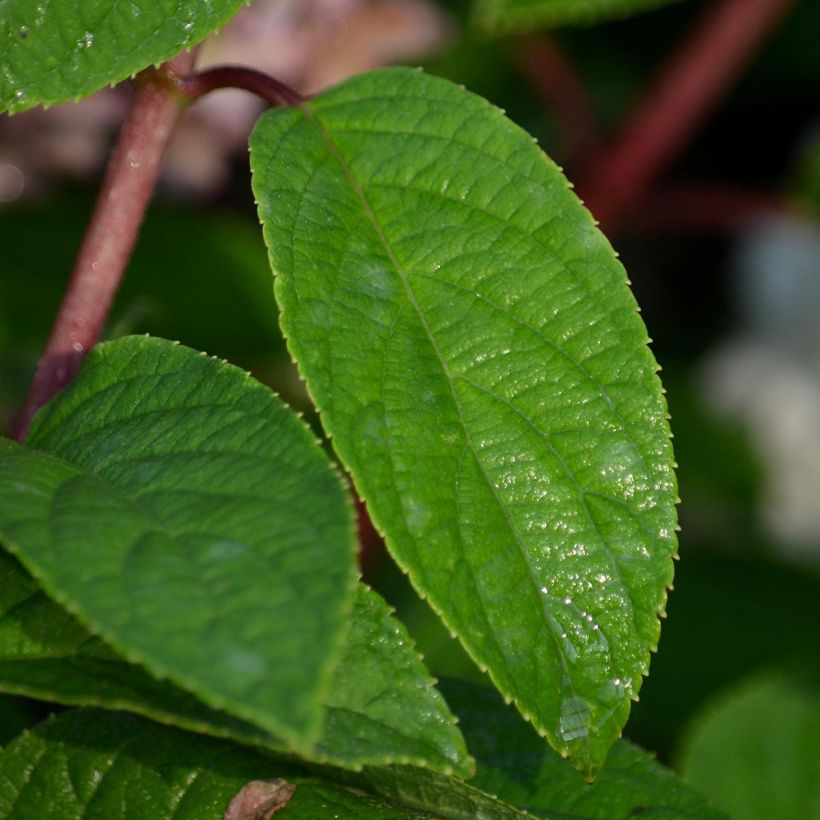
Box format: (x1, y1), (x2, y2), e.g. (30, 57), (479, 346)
(302, 102), (596, 751)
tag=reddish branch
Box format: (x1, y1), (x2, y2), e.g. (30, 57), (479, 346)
(174, 66), (306, 107)
(15, 52), (197, 439)
(15, 60), (305, 440)
(512, 35), (599, 166)
(578, 0), (795, 231)
(636, 184), (796, 233)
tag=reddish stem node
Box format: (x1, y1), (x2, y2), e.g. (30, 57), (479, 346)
(15, 51), (197, 440)
(578, 0), (795, 232)
(174, 66), (306, 108)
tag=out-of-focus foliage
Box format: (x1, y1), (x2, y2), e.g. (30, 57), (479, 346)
(472, 0), (679, 35)
(679, 672), (820, 820)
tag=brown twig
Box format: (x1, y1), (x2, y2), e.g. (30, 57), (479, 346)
(174, 66), (306, 108)
(578, 0), (796, 232)
(511, 35), (599, 166)
(15, 51), (197, 440)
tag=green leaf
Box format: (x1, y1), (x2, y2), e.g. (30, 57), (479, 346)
(250, 66), (677, 776)
(0, 709), (522, 819)
(472, 0), (681, 35)
(316, 584), (472, 774)
(0, 336), (357, 750)
(0, 0), (247, 113)
(330, 764), (529, 819)
(678, 673), (820, 820)
(442, 678), (724, 818)
(0, 548), (471, 775)
(0, 709), (279, 820)
(0, 547), (278, 749)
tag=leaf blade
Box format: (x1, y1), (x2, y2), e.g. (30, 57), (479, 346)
(0, 336), (358, 749)
(0, 709), (521, 819)
(0, 0), (247, 113)
(250, 67), (678, 775)
(0, 548), (471, 775)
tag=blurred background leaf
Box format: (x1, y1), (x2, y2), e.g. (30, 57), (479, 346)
(678, 671), (820, 820)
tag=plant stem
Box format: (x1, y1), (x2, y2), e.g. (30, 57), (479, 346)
(174, 66), (306, 107)
(578, 0), (795, 231)
(636, 184), (795, 233)
(511, 35), (599, 167)
(15, 52), (197, 441)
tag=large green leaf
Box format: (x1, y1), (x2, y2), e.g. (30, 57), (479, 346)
(472, 0), (681, 34)
(679, 673), (820, 820)
(0, 549), (471, 774)
(0, 0), (247, 113)
(442, 679), (724, 818)
(0, 709), (523, 819)
(0, 336), (357, 750)
(250, 67), (677, 775)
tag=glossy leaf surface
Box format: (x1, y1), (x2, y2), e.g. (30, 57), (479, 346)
(442, 679), (724, 818)
(0, 336), (357, 750)
(0, 709), (522, 819)
(679, 673), (820, 820)
(0, 547), (470, 774)
(473, 0), (679, 34)
(0, 0), (247, 113)
(251, 67), (677, 774)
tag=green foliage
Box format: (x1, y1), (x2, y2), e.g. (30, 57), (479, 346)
(0, 709), (523, 819)
(0, 336), (358, 749)
(0, 0), (710, 813)
(472, 0), (681, 35)
(679, 673), (820, 820)
(0, 549), (471, 774)
(626, 555), (820, 756)
(442, 679), (725, 818)
(251, 66), (677, 776)
(0, 0), (247, 113)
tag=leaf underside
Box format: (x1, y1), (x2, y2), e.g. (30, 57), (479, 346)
(251, 66), (678, 776)
(0, 336), (357, 751)
(0, 0), (248, 113)
(0, 548), (471, 775)
(472, 0), (680, 34)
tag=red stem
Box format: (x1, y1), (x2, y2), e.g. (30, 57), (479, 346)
(578, 0), (795, 231)
(174, 66), (306, 107)
(512, 35), (599, 166)
(15, 51), (196, 440)
(636, 184), (796, 233)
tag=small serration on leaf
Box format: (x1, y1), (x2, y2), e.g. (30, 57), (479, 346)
(250, 67), (677, 776)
